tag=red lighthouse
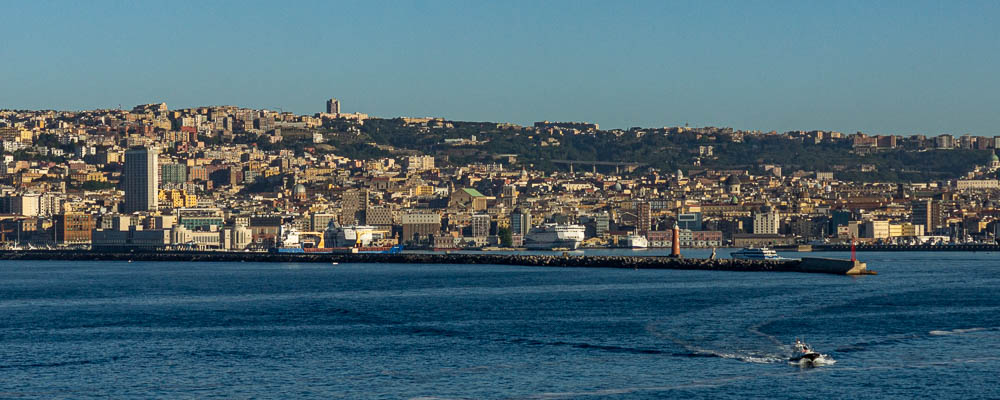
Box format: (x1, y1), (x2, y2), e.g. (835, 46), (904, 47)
(670, 221), (681, 258)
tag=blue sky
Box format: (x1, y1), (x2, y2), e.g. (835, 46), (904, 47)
(1, 1), (998, 135)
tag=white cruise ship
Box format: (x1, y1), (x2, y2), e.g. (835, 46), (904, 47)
(623, 234), (648, 249)
(524, 224), (586, 250)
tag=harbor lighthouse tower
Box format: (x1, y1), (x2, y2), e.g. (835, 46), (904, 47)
(670, 221), (681, 258)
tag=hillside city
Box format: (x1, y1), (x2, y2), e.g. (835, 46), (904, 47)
(2, 99), (1000, 251)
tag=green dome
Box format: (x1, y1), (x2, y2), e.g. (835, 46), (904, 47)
(991, 152), (999, 162)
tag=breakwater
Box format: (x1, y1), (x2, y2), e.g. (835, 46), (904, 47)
(0, 250), (872, 275)
(811, 243), (1000, 252)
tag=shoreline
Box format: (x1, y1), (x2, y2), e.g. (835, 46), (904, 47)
(0, 250), (872, 275)
(786, 244), (1000, 252)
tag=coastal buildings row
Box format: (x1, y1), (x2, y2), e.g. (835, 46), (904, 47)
(1, 101), (1000, 251)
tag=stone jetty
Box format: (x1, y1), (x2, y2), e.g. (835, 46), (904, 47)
(811, 243), (1000, 252)
(0, 250), (873, 275)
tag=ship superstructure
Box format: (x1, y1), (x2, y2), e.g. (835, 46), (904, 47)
(524, 223), (586, 250)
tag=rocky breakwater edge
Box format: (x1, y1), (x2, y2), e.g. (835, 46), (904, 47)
(0, 250), (873, 275)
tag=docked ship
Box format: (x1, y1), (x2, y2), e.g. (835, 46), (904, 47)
(623, 234), (648, 249)
(274, 225), (305, 253)
(524, 223), (586, 250)
(731, 247), (786, 260)
(325, 224), (381, 247)
(273, 224), (402, 254)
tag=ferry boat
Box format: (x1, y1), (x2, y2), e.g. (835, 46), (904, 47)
(623, 234), (648, 249)
(730, 247), (785, 260)
(524, 223), (586, 250)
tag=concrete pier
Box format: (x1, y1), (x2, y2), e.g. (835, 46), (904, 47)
(809, 243), (1000, 252)
(0, 250), (873, 276)
(798, 257), (873, 275)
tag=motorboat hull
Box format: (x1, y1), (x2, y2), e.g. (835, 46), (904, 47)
(789, 352), (835, 366)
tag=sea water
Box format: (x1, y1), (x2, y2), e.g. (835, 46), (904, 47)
(0, 251), (997, 398)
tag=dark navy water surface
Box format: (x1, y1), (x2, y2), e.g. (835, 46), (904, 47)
(1, 251), (998, 399)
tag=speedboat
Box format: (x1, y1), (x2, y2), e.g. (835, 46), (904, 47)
(789, 339), (834, 366)
(731, 247), (785, 260)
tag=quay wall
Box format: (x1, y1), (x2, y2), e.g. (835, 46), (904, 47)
(798, 257), (869, 275)
(812, 244), (1000, 252)
(0, 250), (870, 275)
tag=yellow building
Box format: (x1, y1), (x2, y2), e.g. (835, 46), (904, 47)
(247, 160), (267, 171)
(16, 172), (43, 185)
(413, 185), (435, 197)
(100, 151), (124, 164)
(0, 127), (33, 143)
(888, 223), (903, 238)
(450, 188), (487, 211)
(263, 167), (281, 177)
(888, 222), (925, 237)
(158, 189), (198, 208)
(70, 171), (108, 183)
